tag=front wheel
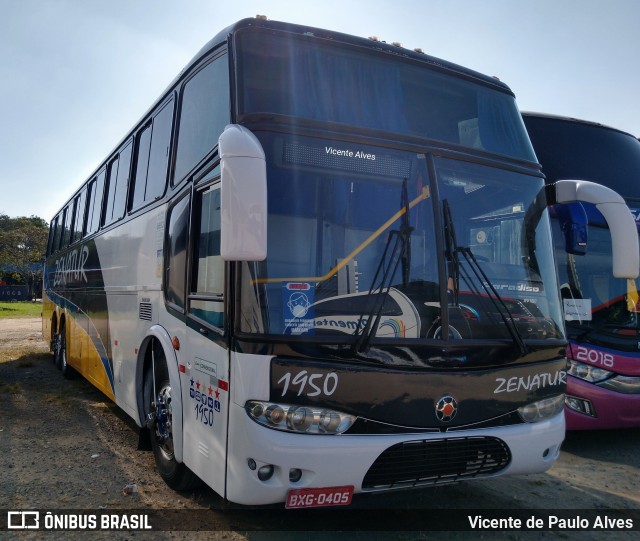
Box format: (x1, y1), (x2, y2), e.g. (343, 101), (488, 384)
(144, 342), (200, 491)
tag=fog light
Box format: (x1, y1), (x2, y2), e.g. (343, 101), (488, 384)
(257, 464), (274, 481)
(565, 395), (596, 417)
(289, 468), (302, 483)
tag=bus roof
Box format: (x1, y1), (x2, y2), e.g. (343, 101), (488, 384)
(522, 111), (638, 141)
(522, 111), (640, 200)
(56, 17), (519, 216)
(189, 17), (515, 95)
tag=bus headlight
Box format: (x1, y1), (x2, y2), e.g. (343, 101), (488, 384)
(567, 360), (613, 383)
(246, 400), (356, 434)
(518, 394), (565, 423)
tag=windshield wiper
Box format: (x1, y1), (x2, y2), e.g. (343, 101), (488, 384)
(442, 200), (528, 355)
(443, 200), (461, 307)
(353, 179), (413, 353)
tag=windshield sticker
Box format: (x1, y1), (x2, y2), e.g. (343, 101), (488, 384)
(378, 318), (406, 337)
(283, 282), (315, 335)
(483, 281), (542, 294)
(325, 146), (376, 161)
(563, 298), (592, 321)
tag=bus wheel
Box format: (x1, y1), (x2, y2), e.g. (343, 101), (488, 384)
(52, 332), (61, 365)
(144, 344), (200, 491)
(57, 323), (75, 379)
(54, 322), (65, 370)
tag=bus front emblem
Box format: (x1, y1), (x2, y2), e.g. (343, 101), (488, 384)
(435, 395), (458, 422)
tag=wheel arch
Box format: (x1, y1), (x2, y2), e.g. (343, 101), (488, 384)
(136, 325), (184, 464)
(50, 311), (59, 351)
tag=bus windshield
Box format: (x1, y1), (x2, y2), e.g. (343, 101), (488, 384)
(238, 132), (564, 344)
(236, 28), (536, 162)
(523, 114), (640, 350)
(558, 217), (639, 343)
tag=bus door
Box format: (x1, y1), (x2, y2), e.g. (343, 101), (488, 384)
(181, 180), (230, 494)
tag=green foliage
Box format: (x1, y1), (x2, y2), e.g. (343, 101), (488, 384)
(0, 214), (49, 296)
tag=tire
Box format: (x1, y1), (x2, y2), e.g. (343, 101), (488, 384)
(144, 341), (200, 491)
(56, 321), (76, 379)
(54, 323), (64, 370)
(51, 331), (60, 365)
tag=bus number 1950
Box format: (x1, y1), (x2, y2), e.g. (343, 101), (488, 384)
(277, 370), (339, 398)
(195, 403), (214, 427)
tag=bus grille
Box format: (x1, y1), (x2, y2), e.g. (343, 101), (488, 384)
(362, 436), (511, 490)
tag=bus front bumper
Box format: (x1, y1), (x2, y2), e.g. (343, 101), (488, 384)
(224, 403), (564, 506)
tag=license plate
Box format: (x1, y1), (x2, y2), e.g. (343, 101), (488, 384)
(285, 485), (354, 509)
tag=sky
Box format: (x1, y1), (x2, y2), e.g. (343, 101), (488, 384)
(1, 0), (639, 222)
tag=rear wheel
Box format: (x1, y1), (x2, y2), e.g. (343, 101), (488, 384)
(54, 322), (65, 370)
(56, 321), (75, 379)
(144, 342), (200, 491)
(51, 330), (60, 365)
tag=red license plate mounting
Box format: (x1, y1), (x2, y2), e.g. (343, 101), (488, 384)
(285, 485), (354, 509)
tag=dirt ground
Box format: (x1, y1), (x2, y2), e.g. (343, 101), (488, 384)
(1, 318), (639, 540)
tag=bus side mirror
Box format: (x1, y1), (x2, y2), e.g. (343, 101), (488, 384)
(555, 202), (588, 255)
(219, 124), (268, 261)
(552, 180), (639, 279)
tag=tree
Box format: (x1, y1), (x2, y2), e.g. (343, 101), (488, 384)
(0, 215), (49, 298)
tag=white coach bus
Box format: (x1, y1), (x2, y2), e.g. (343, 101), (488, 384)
(42, 17), (638, 507)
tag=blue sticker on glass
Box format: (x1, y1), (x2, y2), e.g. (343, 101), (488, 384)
(283, 282), (315, 335)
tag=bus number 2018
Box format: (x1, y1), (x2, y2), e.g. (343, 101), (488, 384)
(277, 371), (338, 397)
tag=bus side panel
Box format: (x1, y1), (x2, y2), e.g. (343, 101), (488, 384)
(180, 327), (231, 498)
(93, 209), (166, 422)
(66, 307), (116, 402)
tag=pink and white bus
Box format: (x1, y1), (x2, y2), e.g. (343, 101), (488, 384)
(524, 112), (640, 430)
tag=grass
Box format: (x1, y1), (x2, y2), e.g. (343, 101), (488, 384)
(0, 301), (42, 318)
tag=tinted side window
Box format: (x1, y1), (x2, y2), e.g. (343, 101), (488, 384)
(189, 183), (224, 328)
(72, 188), (87, 243)
(112, 143), (132, 221)
(52, 214), (63, 253)
(146, 100), (173, 201)
(86, 169), (106, 235)
(165, 193), (190, 311)
(104, 156), (120, 225)
(174, 57), (229, 183)
(104, 142), (132, 225)
(47, 217), (59, 256)
(61, 205), (73, 248)
(132, 99), (174, 210)
(132, 124), (152, 210)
